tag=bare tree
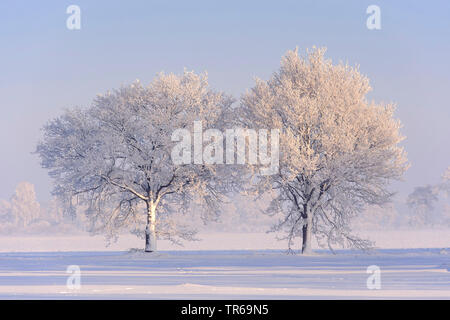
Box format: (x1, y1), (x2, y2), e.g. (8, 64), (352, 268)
(36, 71), (233, 252)
(241, 47), (408, 253)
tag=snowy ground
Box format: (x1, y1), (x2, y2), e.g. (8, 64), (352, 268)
(0, 249), (449, 299)
(0, 230), (449, 299)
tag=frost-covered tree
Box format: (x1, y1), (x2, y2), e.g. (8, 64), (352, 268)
(44, 197), (65, 226)
(0, 182), (84, 234)
(10, 182), (41, 228)
(440, 166), (450, 196)
(36, 71), (233, 251)
(406, 185), (440, 226)
(241, 47), (408, 253)
(407, 166), (450, 227)
(442, 167), (450, 225)
(0, 199), (12, 224)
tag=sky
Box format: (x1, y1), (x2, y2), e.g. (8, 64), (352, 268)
(0, 0), (449, 206)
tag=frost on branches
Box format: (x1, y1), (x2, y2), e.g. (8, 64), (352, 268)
(240, 48), (409, 254)
(36, 71), (234, 252)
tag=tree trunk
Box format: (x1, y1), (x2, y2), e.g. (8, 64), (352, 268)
(302, 204), (313, 254)
(145, 201), (157, 252)
(301, 221), (312, 254)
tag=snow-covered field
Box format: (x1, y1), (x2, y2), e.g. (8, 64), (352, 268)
(1, 229), (449, 252)
(0, 230), (448, 299)
(0, 249), (449, 299)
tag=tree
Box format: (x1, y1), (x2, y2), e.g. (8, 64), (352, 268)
(0, 199), (12, 224)
(442, 167), (450, 225)
(0, 182), (69, 234)
(241, 47), (408, 253)
(44, 197), (65, 226)
(10, 182), (41, 228)
(440, 166), (450, 196)
(406, 166), (450, 227)
(36, 71), (233, 252)
(406, 185), (439, 226)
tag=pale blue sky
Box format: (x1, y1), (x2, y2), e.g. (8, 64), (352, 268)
(0, 0), (449, 204)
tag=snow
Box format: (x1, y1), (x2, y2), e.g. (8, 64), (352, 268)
(0, 231), (448, 299)
(0, 249), (448, 299)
